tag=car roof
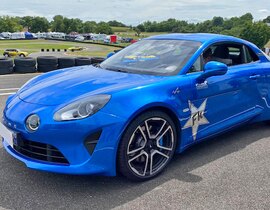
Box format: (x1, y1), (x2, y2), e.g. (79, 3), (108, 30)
(147, 33), (244, 44)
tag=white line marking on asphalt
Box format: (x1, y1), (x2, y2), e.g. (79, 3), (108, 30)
(0, 88), (19, 91)
(0, 206), (10, 210)
(0, 92), (16, 96)
(0, 73), (40, 77)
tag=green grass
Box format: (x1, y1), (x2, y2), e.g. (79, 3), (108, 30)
(0, 30), (170, 57)
(112, 26), (133, 33)
(0, 39), (121, 57)
(0, 40), (74, 50)
(112, 26), (169, 39)
(67, 45), (120, 57)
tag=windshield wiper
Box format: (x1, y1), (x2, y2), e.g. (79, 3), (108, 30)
(93, 63), (101, 68)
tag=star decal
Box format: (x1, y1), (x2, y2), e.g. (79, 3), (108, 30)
(183, 99), (209, 141)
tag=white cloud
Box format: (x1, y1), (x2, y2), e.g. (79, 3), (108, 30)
(258, 9), (268, 13)
(0, 0), (269, 25)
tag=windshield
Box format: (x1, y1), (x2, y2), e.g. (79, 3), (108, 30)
(100, 39), (201, 75)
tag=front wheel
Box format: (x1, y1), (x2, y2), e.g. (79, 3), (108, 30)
(19, 54), (26, 57)
(118, 111), (177, 181)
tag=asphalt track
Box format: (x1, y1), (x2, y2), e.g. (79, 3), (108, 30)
(0, 73), (269, 210)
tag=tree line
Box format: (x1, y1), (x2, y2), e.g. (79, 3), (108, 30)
(0, 15), (117, 34)
(0, 13), (269, 48)
(135, 13), (270, 48)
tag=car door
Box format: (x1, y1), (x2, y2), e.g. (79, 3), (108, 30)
(10, 50), (16, 56)
(179, 42), (265, 144)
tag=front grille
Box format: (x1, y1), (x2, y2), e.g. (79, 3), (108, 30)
(14, 136), (69, 165)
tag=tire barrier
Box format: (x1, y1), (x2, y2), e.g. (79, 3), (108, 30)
(14, 66), (36, 73)
(58, 57), (75, 69)
(91, 57), (105, 65)
(0, 55), (106, 74)
(14, 57), (37, 73)
(75, 57), (91, 66)
(114, 49), (121, 53)
(40, 49), (63, 52)
(37, 64), (58, 72)
(14, 57), (36, 67)
(37, 56), (58, 65)
(0, 57), (13, 74)
(37, 56), (58, 72)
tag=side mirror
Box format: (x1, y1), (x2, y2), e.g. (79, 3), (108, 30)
(196, 61), (228, 83)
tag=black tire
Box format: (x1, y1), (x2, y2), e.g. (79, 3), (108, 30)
(118, 111), (177, 181)
(3, 53), (9, 58)
(14, 57), (36, 67)
(0, 66), (13, 75)
(14, 66), (37, 73)
(0, 57), (13, 68)
(19, 54), (26, 57)
(91, 57), (105, 64)
(75, 57), (91, 66)
(114, 49), (121, 53)
(58, 57), (75, 67)
(58, 64), (75, 69)
(37, 56), (58, 65)
(37, 64), (58, 72)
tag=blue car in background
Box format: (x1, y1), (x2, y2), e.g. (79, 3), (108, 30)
(1, 33), (270, 181)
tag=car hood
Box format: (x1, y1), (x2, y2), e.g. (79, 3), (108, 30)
(18, 65), (163, 106)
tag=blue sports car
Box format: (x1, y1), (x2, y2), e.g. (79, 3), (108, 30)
(1, 33), (270, 181)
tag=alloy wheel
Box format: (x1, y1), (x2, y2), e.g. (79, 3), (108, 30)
(126, 117), (175, 177)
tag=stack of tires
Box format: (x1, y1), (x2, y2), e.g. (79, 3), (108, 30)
(14, 57), (37, 73)
(0, 57), (13, 75)
(75, 57), (91, 66)
(0, 56), (106, 75)
(37, 56), (58, 72)
(91, 57), (105, 65)
(58, 57), (75, 69)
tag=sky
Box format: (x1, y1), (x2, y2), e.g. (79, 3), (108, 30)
(1, 0), (269, 25)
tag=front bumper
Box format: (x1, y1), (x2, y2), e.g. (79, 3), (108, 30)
(3, 140), (105, 174)
(2, 96), (127, 176)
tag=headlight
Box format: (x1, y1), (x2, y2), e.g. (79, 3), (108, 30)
(53, 95), (111, 121)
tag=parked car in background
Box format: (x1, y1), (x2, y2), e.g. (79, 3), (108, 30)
(10, 32), (25, 40)
(104, 37), (110, 43)
(122, 37), (133, 43)
(3, 49), (28, 57)
(68, 46), (84, 51)
(0, 32), (11, 39)
(75, 36), (85, 41)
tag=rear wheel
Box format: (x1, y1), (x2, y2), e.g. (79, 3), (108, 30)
(118, 111), (177, 181)
(19, 54), (25, 57)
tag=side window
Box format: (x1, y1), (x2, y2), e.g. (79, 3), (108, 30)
(211, 44), (233, 66)
(188, 56), (202, 73)
(228, 46), (243, 65)
(245, 46), (259, 63)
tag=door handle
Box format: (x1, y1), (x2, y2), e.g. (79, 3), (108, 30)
(249, 74), (261, 80)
